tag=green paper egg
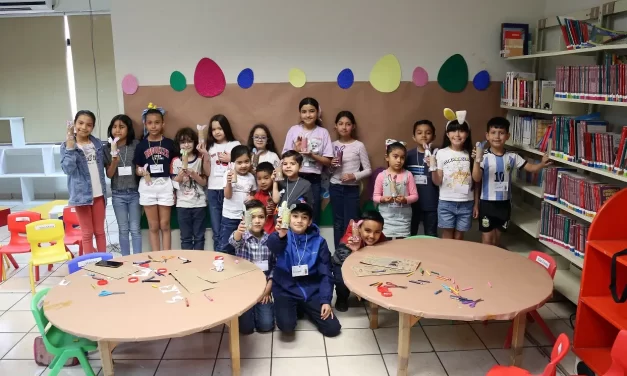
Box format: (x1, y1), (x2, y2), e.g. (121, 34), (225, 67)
(170, 71), (187, 92)
(437, 54), (468, 93)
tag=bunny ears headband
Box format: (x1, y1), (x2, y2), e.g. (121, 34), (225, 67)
(385, 139), (407, 147)
(142, 102), (166, 123)
(443, 108), (468, 131)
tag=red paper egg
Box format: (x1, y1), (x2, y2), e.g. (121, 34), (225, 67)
(194, 57), (226, 97)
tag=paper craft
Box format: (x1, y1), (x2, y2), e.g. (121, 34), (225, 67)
(244, 206), (253, 230)
(437, 54), (468, 93)
(412, 66), (429, 87)
(83, 263), (139, 280)
(473, 70), (490, 91)
(170, 71), (187, 92)
(169, 269), (216, 294)
(352, 265), (409, 277)
(337, 68), (354, 89)
(237, 68), (254, 89)
(279, 202), (293, 229)
(182, 150), (189, 169)
(142, 164), (152, 185)
(197, 124), (208, 148)
(194, 57), (226, 97)
(197, 261), (257, 283)
(360, 256), (420, 273)
(369, 54), (401, 93)
(121, 74), (139, 95)
(288, 68), (306, 88)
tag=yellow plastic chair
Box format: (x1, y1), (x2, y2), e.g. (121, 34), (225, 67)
(26, 219), (73, 294)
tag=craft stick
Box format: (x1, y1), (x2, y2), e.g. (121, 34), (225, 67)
(488, 281), (493, 288)
(434, 290), (442, 295)
(461, 287), (473, 291)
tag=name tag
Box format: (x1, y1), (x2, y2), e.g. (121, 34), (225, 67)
(118, 166), (132, 176)
(414, 175), (428, 185)
(150, 164), (164, 174)
(255, 260), (269, 272)
(292, 264), (308, 277)
(495, 182), (509, 192)
(453, 184), (470, 194)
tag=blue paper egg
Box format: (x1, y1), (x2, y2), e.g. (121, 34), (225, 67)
(473, 70), (490, 91)
(337, 68), (354, 89)
(237, 68), (254, 89)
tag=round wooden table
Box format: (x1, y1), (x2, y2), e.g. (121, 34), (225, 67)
(44, 251), (267, 376)
(342, 238), (554, 376)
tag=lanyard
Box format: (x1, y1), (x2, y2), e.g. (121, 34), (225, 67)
(119, 145), (128, 167)
(292, 233), (308, 266)
(285, 178), (300, 204)
(150, 137), (163, 165)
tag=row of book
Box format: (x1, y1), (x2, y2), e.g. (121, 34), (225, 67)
(510, 115), (552, 151)
(501, 72), (556, 110)
(514, 156), (545, 188)
(539, 201), (588, 259)
(556, 17), (627, 50)
(555, 63), (627, 102)
(543, 168), (621, 217)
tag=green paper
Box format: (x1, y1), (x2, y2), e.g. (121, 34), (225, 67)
(437, 54), (468, 93)
(170, 71), (187, 92)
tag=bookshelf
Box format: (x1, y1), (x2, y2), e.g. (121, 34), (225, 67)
(573, 189), (627, 375)
(505, 43), (627, 60)
(554, 97), (627, 107)
(500, 100), (584, 115)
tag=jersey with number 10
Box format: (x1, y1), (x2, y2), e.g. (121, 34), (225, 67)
(480, 149), (527, 201)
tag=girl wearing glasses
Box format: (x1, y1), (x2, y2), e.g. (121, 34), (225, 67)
(247, 124), (280, 170)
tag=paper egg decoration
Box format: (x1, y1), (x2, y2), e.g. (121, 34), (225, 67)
(337, 68), (354, 89)
(412, 67), (428, 87)
(194, 57), (226, 97)
(121, 74), (139, 95)
(170, 71), (187, 92)
(473, 70), (490, 91)
(369, 54), (401, 93)
(237, 68), (254, 89)
(437, 54), (468, 93)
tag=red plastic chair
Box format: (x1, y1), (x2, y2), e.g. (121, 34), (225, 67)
(605, 330), (627, 376)
(0, 211), (41, 280)
(62, 206), (83, 256)
(504, 251), (558, 349)
(487, 333), (570, 376)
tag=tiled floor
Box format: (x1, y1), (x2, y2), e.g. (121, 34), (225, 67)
(0, 200), (579, 375)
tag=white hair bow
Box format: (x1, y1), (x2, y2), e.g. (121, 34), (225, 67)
(385, 139), (407, 147)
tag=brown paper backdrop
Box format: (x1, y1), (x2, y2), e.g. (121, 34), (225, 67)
(124, 82), (504, 168)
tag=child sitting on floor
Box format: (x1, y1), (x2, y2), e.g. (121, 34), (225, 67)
(332, 211), (387, 312)
(267, 203), (341, 337)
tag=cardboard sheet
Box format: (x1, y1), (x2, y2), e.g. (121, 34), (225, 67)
(82, 263), (139, 280)
(169, 268), (216, 294)
(197, 261), (257, 283)
(352, 264), (410, 277)
(360, 256), (420, 273)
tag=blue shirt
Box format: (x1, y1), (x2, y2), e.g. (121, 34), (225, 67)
(404, 148), (439, 211)
(133, 137), (175, 179)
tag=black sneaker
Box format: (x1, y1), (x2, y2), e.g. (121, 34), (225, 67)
(335, 297), (349, 312)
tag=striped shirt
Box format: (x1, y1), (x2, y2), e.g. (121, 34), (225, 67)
(480, 149), (527, 201)
(229, 231), (273, 278)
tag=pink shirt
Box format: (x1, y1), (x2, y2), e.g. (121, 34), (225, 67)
(282, 124), (333, 174)
(330, 140), (372, 185)
(373, 170), (418, 204)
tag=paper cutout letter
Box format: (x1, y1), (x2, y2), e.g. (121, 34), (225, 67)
(369, 54), (401, 93)
(437, 54), (468, 93)
(194, 57), (226, 97)
(121, 74), (139, 95)
(237, 68), (254, 89)
(337, 68), (354, 89)
(473, 70), (490, 91)
(170, 71), (187, 92)
(412, 67), (428, 87)
(289, 68), (306, 88)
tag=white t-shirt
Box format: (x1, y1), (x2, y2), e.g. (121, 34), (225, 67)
(171, 155), (207, 208)
(257, 151), (280, 168)
(222, 172), (256, 219)
(78, 142), (103, 198)
(208, 141), (240, 190)
(436, 147), (473, 202)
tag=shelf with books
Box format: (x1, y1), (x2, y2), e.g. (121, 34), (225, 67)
(506, 143), (545, 157)
(505, 43), (627, 60)
(512, 180), (543, 198)
(545, 199), (593, 223)
(500, 105), (553, 115)
(548, 153), (627, 183)
(500, 101), (585, 115)
(554, 97), (627, 107)
(539, 239), (584, 268)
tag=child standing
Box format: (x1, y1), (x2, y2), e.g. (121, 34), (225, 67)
(229, 200), (275, 334)
(221, 145), (256, 254)
(329, 111), (372, 248)
(282, 97), (333, 224)
(104, 114), (141, 255)
(431, 109), (479, 240)
(61, 110), (107, 254)
(472, 117), (551, 246)
(133, 104), (176, 251)
(248, 124), (280, 170)
(268, 203), (341, 337)
(405, 120), (439, 237)
(171, 128), (208, 250)
(253, 162), (277, 235)
(272, 151), (313, 210)
(332, 211), (386, 312)
(207, 115), (240, 251)
(373, 141), (418, 239)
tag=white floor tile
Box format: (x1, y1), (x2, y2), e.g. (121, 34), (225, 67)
(332, 306), (370, 329)
(3, 332), (38, 359)
(0, 333), (26, 358)
(437, 350), (498, 376)
(545, 302), (576, 320)
(0, 293), (25, 311)
(163, 332), (221, 359)
(470, 322), (534, 349)
(112, 339), (170, 360)
(324, 328), (380, 356)
(218, 331), (272, 359)
(42, 359), (102, 375)
(0, 359), (46, 375)
(155, 359), (214, 376)
(327, 355), (388, 376)
(383, 352), (447, 376)
(374, 326), (433, 354)
(271, 357), (329, 376)
(0, 310), (36, 332)
(98, 359), (159, 376)
(212, 358), (271, 376)
(272, 331), (325, 358)
(526, 319), (573, 346)
(423, 324), (485, 351)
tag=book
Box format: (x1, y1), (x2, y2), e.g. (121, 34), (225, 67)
(539, 201), (589, 259)
(555, 61), (627, 101)
(510, 115), (552, 149)
(556, 17), (627, 49)
(500, 23), (529, 57)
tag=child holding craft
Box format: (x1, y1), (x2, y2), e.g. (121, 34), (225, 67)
(221, 145), (256, 254)
(430, 109), (479, 240)
(133, 104), (176, 251)
(272, 150), (313, 213)
(268, 203), (341, 337)
(282, 97), (333, 224)
(61, 110), (107, 254)
(253, 162), (277, 235)
(104, 114), (141, 255)
(229, 199), (275, 334)
(207, 114), (240, 251)
(248, 124), (280, 170)
(373, 140), (418, 239)
(171, 127), (208, 250)
(332, 211), (386, 312)
(472, 117), (551, 246)
(404, 119), (439, 237)
(329, 111), (372, 248)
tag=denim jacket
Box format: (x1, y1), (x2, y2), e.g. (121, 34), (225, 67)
(60, 135), (107, 206)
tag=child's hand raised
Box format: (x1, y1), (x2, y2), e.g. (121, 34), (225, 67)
(346, 237), (361, 252)
(236, 221), (247, 235)
(196, 143), (208, 156)
(65, 121), (75, 149)
(226, 170), (233, 184)
(275, 218), (288, 237)
(266, 200), (276, 215)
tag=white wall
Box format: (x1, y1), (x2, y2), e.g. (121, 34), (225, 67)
(544, 0), (604, 16)
(111, 0), (545, 107)
(54, 0), (110, 13)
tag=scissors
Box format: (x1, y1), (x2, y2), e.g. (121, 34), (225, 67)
(377, 285), (393, 297)
(98, 290), (125, 297)
(155, 268), (167, 276)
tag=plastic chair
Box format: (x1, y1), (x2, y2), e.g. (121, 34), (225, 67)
(605, 330), (627, 376)
(62, 206), (83, 256)
(67, 252), (112, 274)
(31, 288), (97, 376)
(0, 211), (41, 281)
(487, 333), (570, 376)
(26, 220), (74, 294)
(504, 251), (557, 349)
(406, 235), (439, 239)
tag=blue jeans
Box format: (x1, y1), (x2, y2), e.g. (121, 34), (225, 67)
(177, 207), (207, 250)
(329, 184), (360, 248)
(111, 189), (142, 255)
(273, 292), (341, 337)
(219, 217), (240, 254)
(207, 189), (224, 251)
(239, 301), (275, 334)
(299, 173), (321, 225)
(438, 200), (474, 232)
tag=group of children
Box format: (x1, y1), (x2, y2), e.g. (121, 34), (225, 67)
(60, 98), (550, 336)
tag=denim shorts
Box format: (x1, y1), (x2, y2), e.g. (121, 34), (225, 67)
(438, 200), (474, 232)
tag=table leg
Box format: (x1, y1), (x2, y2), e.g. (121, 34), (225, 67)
(397, 313), (420, 376)
(229, 316), (241, 376)
(98, 340), (115, 376)
(369, 302), (379, 329)
(510, 312), (527, 366)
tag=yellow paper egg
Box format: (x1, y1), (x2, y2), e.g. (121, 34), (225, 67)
(369, 54), (401, 93)
(289, 68), (307, 88)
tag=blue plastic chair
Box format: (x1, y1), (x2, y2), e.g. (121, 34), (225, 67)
(67, 252), (112, 274)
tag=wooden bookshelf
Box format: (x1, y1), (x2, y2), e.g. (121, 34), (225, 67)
(554, 97), (627, 107)
(512, 180), (543, 198)
(539, 239), (584, 268)
(500, 100), (584, 115)
(544, 199), (594, 223)
(505, 43), (627, 61)
(573, 188), (627, 375)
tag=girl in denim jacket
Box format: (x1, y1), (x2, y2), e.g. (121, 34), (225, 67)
(61, 110), (107, 254)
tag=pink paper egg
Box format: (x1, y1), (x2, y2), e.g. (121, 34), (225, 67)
(412, 67), (428, 87)
(121, 74), (139, 95)
(194, 57), (226, 97)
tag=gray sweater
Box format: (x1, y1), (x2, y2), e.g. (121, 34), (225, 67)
(276, 178), (313, 209)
